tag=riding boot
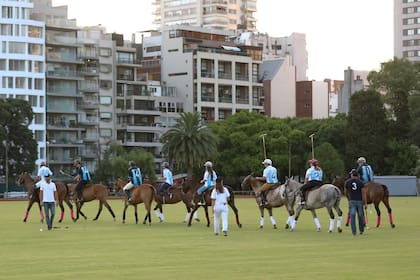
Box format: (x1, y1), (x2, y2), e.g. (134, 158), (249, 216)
(77, 192), (83, 203)
(300, 191), (306, 205)
(125, 190), (131, 202)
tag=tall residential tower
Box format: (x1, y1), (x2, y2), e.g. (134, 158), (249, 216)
(153, 0), (257, 32)
(394, 0), (420, 61)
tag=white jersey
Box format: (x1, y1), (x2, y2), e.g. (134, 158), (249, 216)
(202, 170), (217, 187)
(40, 181), (56, 202)
(211, 187), (230, 206)
(37, 166), (53, 182)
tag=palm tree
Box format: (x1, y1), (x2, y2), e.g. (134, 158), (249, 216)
(160, 112), (218, 178)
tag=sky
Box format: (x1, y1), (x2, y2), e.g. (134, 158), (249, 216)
(52, 0), (394, 81)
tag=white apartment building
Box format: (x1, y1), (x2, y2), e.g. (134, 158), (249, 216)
(0, 0), (46, 165)
(394, 0), (420, 61)
(260, 58), (296, 118)
(155, 26), (264, 121)
(153, 0), (257, 32)
(235, 32), (308, 81)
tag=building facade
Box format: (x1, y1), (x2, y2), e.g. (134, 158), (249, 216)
(1, 0), (46, 165)
(394, 0), (420, 61)
(153, 0), (257, 32)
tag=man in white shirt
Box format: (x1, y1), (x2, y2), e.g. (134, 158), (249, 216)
(211, 178), (230, 236)
(40, 174), (58, 230)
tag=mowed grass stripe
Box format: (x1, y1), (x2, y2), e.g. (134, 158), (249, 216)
(0, 197), (419, 280)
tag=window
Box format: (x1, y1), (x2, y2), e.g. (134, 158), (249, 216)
(0, 59), (5, 70)
(34, 61), (43, 73)
(28, 95), (37, 107)
(15, 77), (25, 88)
(100, 128), (112, 137)
(34, 78), (43, 90)
(100, 96), (112, 105)
(1, 24), (12, 35)
(99, 64), (112, 73)
(2, 6), (13, 18)
(100, 112), (112, 120)
(146, 46), (161, 53)
(9, 42), (26, 54)
(34, 113), (44, 124)
(99, 48), (111, 57)
(100, 80), (112, 89)
(28, 25), (42, 38)
(35, 130), (44, 142)
(28, 43), (42, 55)
(9, 59), (25, 71)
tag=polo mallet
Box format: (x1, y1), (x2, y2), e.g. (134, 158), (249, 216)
(59, 170), (73, 178)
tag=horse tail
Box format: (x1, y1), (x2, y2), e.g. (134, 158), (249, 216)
(333, 186), (341, 205)
(226, 185), (235, 203)
(381, 184), (389, 197)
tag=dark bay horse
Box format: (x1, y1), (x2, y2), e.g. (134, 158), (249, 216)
(285, 178), (343, 233)
(184, 177), (242, 228)
(241, 174), (297, 229)
(17, 172), (75, 223)
(332, 176), (395, 228)
(114, 178), (154, 225)
(67, 182), (116, 222)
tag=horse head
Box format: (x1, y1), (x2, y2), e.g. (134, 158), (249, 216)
(114, 177), (125, 193)
(240, 174), (260, 192)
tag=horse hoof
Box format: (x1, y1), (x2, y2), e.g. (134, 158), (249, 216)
(58, 220), (62, 223)
(122, 221), (126, 224)
(259, 225), (263, 229)
(285, 224), (290, 229)
(238, 224), (242, 228)
(391, 224), (396, 228)
(273, 225), (277, 229)
(187, 224), (192, 227)
(206, 224), (210, 228)
(23, 219), (27, 223)
(317, 228), (321, 232)
(345, 224), (349, 227)
(338, 228), (343, 233)
(194, 218), (200, 222)
(328, 230), (332, 233)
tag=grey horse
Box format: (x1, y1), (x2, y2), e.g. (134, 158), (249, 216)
(285, 178), (343, 233)
(241, 174), (298, 229)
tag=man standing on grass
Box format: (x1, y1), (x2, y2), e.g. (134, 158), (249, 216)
(40, 174), (58, 231)
(344, 169), (366, 236)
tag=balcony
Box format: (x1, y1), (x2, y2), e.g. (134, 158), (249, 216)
(79, 118), (98, 126)
(79, 100), (99, 110)
(219, 95), (232, 103)
(218, 72), (232, 80)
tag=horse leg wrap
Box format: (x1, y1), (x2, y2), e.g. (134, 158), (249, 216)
(70, 209), (75, 219)
(337, 216), (343, 229)
(345, 214), (350, 226)
(24, 211), (29, 220)
(389, 213), (394, 225)
(363, 216), (367, 226)
(269, 216), (276, 226)
(376, 216), (381, 227)
(60, 212), (64, 221)
(259, 216), (264, 227)
(314, 217), (321, 230)
(40, 210), (44, 220)
(329, 219), (335, 232)
(154, 210), (160, 218)
(185, 213), (190, 222)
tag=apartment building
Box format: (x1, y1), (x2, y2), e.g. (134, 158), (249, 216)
(153, 0), (257, 32)
(150, 26), (264, 121)
(394, 0), (420, 61)
(296, 81), (329, 119)
(235, 32), (308, 81)
(0, 0), (46, 165)
(337, 67), (369, 114)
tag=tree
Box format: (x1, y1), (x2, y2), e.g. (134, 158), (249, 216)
(0, 99), (37, 176)
(95, 142), (156, 184)
(383, 140), (418, 176)
(160, 112), (218, 178)
(345, 89), (388, 172)
(314, 143), (345, 182)
(368, 58), (420, 140)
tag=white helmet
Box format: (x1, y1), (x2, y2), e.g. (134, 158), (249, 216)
(262, 159), (272, 165)
(357, 157), (366, 164)
(204, 161), (213, 168)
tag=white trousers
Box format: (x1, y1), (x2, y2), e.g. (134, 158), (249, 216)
(214, 204), (228, 234)
(123, 182), (134, 191)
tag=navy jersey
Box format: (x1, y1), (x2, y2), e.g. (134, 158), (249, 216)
(344, 178), (364, 201)
(78, 166), (91, 182)
(128, 167), (142, 186)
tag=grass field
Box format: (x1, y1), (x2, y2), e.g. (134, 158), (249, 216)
(0, 197), (419, 280)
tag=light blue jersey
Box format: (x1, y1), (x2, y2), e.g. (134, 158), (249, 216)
(163, 168), (173, 186)
(306, 166), (323, 182)
(263, 166), (278, 184)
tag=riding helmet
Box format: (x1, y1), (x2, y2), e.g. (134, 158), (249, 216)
(204, 161), (213, 168)
(262, 159), (272, 165)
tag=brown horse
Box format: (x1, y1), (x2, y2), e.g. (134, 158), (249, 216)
(184, 177), (242, 228)
(150, 179), (194, 223)
(114, 178), (155, 225)
(67, 182), (116, 222)
(332, 176), (395, 228)
(17, 172), (75, 223)
(241, 174), (296, 229)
